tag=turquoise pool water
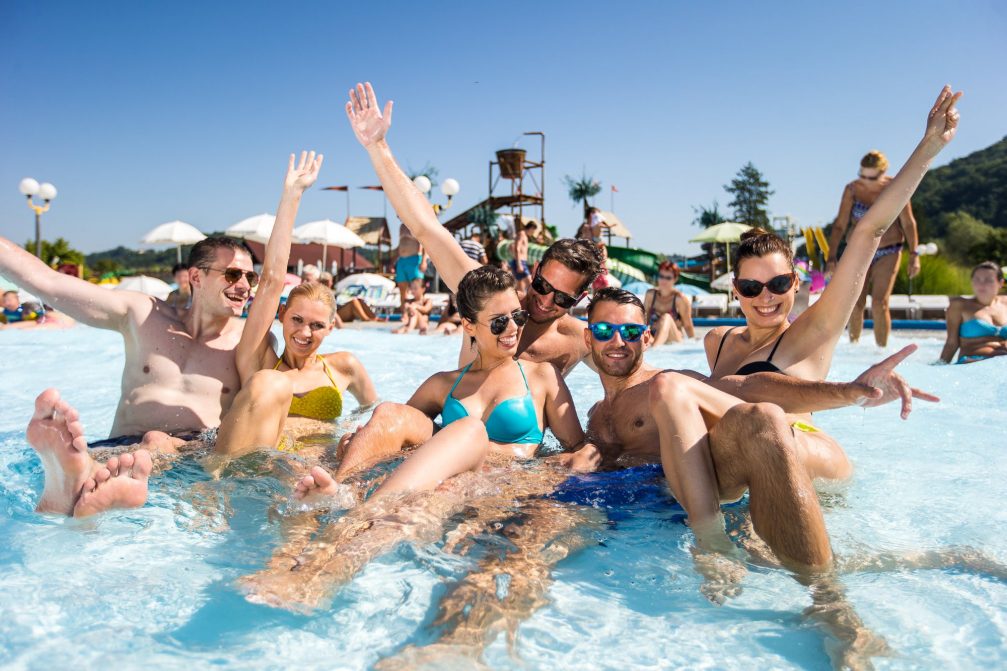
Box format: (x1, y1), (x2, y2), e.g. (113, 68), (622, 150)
(1, 325), (1004, 669)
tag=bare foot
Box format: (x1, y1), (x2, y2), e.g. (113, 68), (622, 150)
(292, 466), (356, 510)
(73, 450), (153, 517)
(27, 389), (95, 515)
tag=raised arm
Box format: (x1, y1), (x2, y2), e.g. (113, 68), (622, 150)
(793, 86), (962, 349)
(0, 236), (144, 330)
(345, 82), (477, 292)
(235, 151), (323, 382)
(540, 365), (587, 449)
(677, 293), (696, 338)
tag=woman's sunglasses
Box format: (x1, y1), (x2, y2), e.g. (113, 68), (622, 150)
(588, 321), (648, 343)
(202, 266), (260, 287)
(858, 172), (881, 181)
(658, 274), (678, 281)
(486, 309), (529, 335)
(733, 273), (795, 299)
(530, 273), (583, 310)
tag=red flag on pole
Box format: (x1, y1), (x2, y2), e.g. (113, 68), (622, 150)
(611, 185), (619, 193)
(323, 186), (349, 191)
(359, 186), (384, 191)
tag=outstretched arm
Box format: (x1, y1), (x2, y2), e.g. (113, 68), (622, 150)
(235, 151), (323, 382)
(345, 82), (478, 292)
(795, 85), (962, 351)
(0, 236), (143, 330)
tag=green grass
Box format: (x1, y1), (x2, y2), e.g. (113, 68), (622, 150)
(893, 254), (972, 295)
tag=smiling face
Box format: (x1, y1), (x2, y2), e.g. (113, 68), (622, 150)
(461, 289), (524, 359)
(584, 299), (652, 378)
(526, 260), (588, 323)
(280, 295), (335, 357)
(733, 252), (796, 327)
(190, 247), (255, 317)
(972, 267), (1004, 303)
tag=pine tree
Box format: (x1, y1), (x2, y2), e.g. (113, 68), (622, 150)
(724, 163), (773, 227)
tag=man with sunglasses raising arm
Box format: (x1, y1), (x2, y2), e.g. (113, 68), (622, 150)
(346, 82), (602, 377)
(1, 230), (263, 516)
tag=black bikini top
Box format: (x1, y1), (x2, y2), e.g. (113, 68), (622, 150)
(712, 326), (788, 376)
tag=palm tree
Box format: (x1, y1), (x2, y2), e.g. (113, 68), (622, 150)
(563, 172), (602, 219)
(691, 200), (728, 228)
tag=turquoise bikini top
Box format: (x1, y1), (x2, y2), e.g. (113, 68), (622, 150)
(441, 361), (544, 445)
(960, 318), (1007, 339)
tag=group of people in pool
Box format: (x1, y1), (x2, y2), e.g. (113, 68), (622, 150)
(0, 81), (979, 661)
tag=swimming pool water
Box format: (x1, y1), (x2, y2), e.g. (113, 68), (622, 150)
(1, 324), (1004, 669)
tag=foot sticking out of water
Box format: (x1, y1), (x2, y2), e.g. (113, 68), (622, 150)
(27, 388), (152, 517)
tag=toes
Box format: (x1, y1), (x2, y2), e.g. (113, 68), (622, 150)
(131, 450), (153, 477)
(310, 466), (334, 487)
(118, 452), (135, 471)
(94, 467), (111, 484)
(33, 389), (60, 419)
(106, 456), (120, 474)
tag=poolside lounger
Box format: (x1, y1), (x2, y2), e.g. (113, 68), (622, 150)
(915, 295), (950, 319)
(692, 293), (728, 318)
(887, 294), (920, 320)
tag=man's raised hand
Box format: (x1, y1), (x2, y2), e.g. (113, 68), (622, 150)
(284, 150), (324, 193)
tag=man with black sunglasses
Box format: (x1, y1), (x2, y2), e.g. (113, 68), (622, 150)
(2, 232), (259, 511)
(346, 82), (603, 377)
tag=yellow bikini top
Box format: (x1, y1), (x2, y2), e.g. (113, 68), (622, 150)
(274, 355), (344, 421)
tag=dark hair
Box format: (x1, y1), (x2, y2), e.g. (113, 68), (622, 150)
(171, 263), (189, 274)
(540, 238), (604, 291)
(588, 287), (646, 321)
(187, 236), (251, 270)
(456, 265), (517, 322)
(971, 260), (1003, 280)
(734, 228), (794, 274)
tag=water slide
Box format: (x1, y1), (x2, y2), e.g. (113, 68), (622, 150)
(496, 240), (647, 286)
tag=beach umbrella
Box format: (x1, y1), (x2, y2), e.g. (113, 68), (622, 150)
(710, 272), (734, 293)
(140, 220), (206, 264)
(689, 222), (752, 272)
(226, 213), (276, 244)
(335, 272), (394, 293)
(292, 219), (366, 269)
(622, 280), (653, 298)
(114, 275), (173, 300)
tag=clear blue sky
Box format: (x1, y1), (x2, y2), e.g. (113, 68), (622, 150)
(2, 1), (1005, 257)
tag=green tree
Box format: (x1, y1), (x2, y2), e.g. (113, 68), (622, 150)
(724, 162), (773, 227)
(24, 237), (85, 266)
(691, 200), (728, 228)
(407, 162), (439, 188)
(941, 210), (995, 264)
(563, 171), (602, 218)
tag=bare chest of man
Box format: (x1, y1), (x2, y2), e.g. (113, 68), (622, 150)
(588, 394), (660, 465)
(517, 324), (583, 375)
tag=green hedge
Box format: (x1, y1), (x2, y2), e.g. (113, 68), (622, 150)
(892, 254), (972, 295)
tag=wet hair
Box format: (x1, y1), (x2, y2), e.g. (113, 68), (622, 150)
(587, 287), (646, 321)
(171, 263), (189, 275)
(860, 150), (889, 173)
(539, 238), (604, 291)
(734, 228), (794, 275)
(971, 260), (1003, 280)
(286, 281), (338, 319)
(456, 265), (517, 323)
(187, 237), (251, 270)
(658, 260), (680, 278)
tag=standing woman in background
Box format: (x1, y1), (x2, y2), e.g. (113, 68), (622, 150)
(826, 150), (921, 347)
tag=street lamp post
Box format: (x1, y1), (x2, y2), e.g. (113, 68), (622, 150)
(19, 178), (58, 258)
(412, 176), (459, 292)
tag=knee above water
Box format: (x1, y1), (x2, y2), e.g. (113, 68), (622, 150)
(649, 372), (692, 404)
(247, 369), (293, 401)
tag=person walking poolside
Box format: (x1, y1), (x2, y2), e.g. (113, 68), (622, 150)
(826, 149), (921, 347)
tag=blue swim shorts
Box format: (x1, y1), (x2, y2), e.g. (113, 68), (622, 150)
(395, 254), (425, 283)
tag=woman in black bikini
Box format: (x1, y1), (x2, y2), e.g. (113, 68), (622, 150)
(705, 85), (960, 480)
(826, 149), (922, 347)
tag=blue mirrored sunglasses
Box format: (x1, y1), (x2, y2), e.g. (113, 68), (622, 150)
(588, 321), (648, 343)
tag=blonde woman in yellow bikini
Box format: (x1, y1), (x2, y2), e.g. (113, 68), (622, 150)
(214, 152), (377, 459)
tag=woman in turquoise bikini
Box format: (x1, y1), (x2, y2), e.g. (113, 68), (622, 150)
(293, 264), (596, 500)
(941, 261), (1007, 364)
(826, 149), (922, 347)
